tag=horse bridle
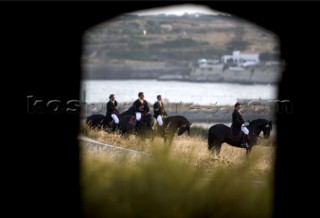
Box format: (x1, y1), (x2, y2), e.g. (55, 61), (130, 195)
(251, 131), (263, 139)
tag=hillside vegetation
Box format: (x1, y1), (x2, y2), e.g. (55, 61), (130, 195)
(82, 14), (279, 79)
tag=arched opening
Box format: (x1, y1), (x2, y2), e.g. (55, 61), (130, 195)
(79, 4), (283, 218)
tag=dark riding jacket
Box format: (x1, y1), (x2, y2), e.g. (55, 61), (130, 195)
(106, 100), (119, 122)
(231, 109), (244, 134)
(153, 101), (166, 118)
(133, 99), (150, 114)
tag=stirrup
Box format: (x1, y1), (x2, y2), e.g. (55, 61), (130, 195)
(240, 143), (249, 148)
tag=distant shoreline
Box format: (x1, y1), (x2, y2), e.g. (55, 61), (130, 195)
(82, 78), (278, 85)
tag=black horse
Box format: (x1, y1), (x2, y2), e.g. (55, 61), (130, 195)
(108, 114), (155, 141)
(86, 106), (134, 131)
(85, 106), (155, 139)
(154, 115), (192, 146)
(208, 119), (272, 156)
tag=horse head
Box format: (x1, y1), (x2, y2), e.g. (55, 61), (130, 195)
(261, 120), (272, 138)
(163, 116), (192, 136)
(119, 106), (135, 118)
(177, 121), (192, 136)
(249, 119), (272, 139)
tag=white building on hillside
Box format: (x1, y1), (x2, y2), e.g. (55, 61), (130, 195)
(221, 51), (260, 67)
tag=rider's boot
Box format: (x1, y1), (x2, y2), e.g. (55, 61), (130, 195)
(112, 123), (119, 132)
(159, 125), (165, 136)
(241, 134), (249, 148)
(134, 120), (140, 130)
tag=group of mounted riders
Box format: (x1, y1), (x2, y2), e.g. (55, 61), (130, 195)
(107, 91), (250, 148)
(106, 92), (167, 135)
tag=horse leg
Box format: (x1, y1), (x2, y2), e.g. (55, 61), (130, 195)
(121, 131), (129, 139)
(140, 134), (146, 142)
(168, 136), (174, 147)
(213, 143), (222, 156)
(246, 146), (253, 157)
(163, 135), (167, 146)
(208, 141), (222, 159)
(208, 133), (216, 150)
(150, 125), (156, 142)
(150, 134), (155, 142)
(208, 134), (221, 156)
(208, 141), (215, 151)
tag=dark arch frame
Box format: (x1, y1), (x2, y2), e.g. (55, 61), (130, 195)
(13, 1), (312, 218)
(78, 5), (291, 217)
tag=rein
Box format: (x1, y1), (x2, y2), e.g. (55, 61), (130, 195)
(250, 131), (263, 139)
(249, 121), (268, 139)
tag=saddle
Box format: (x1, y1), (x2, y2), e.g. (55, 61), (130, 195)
(230, 129), (250, 148)
(230, 128), (242, 138)
(230, 128), (245, 140)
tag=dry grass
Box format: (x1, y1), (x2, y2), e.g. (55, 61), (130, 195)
(80, 125), (275, 218)
(80, 122), (275, 218)
(80, 123), (275, 179)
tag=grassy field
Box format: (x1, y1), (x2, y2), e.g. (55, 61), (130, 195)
(80, 124), (276, 218)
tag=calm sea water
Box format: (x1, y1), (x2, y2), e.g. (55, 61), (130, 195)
(81, 80), (277, 106)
